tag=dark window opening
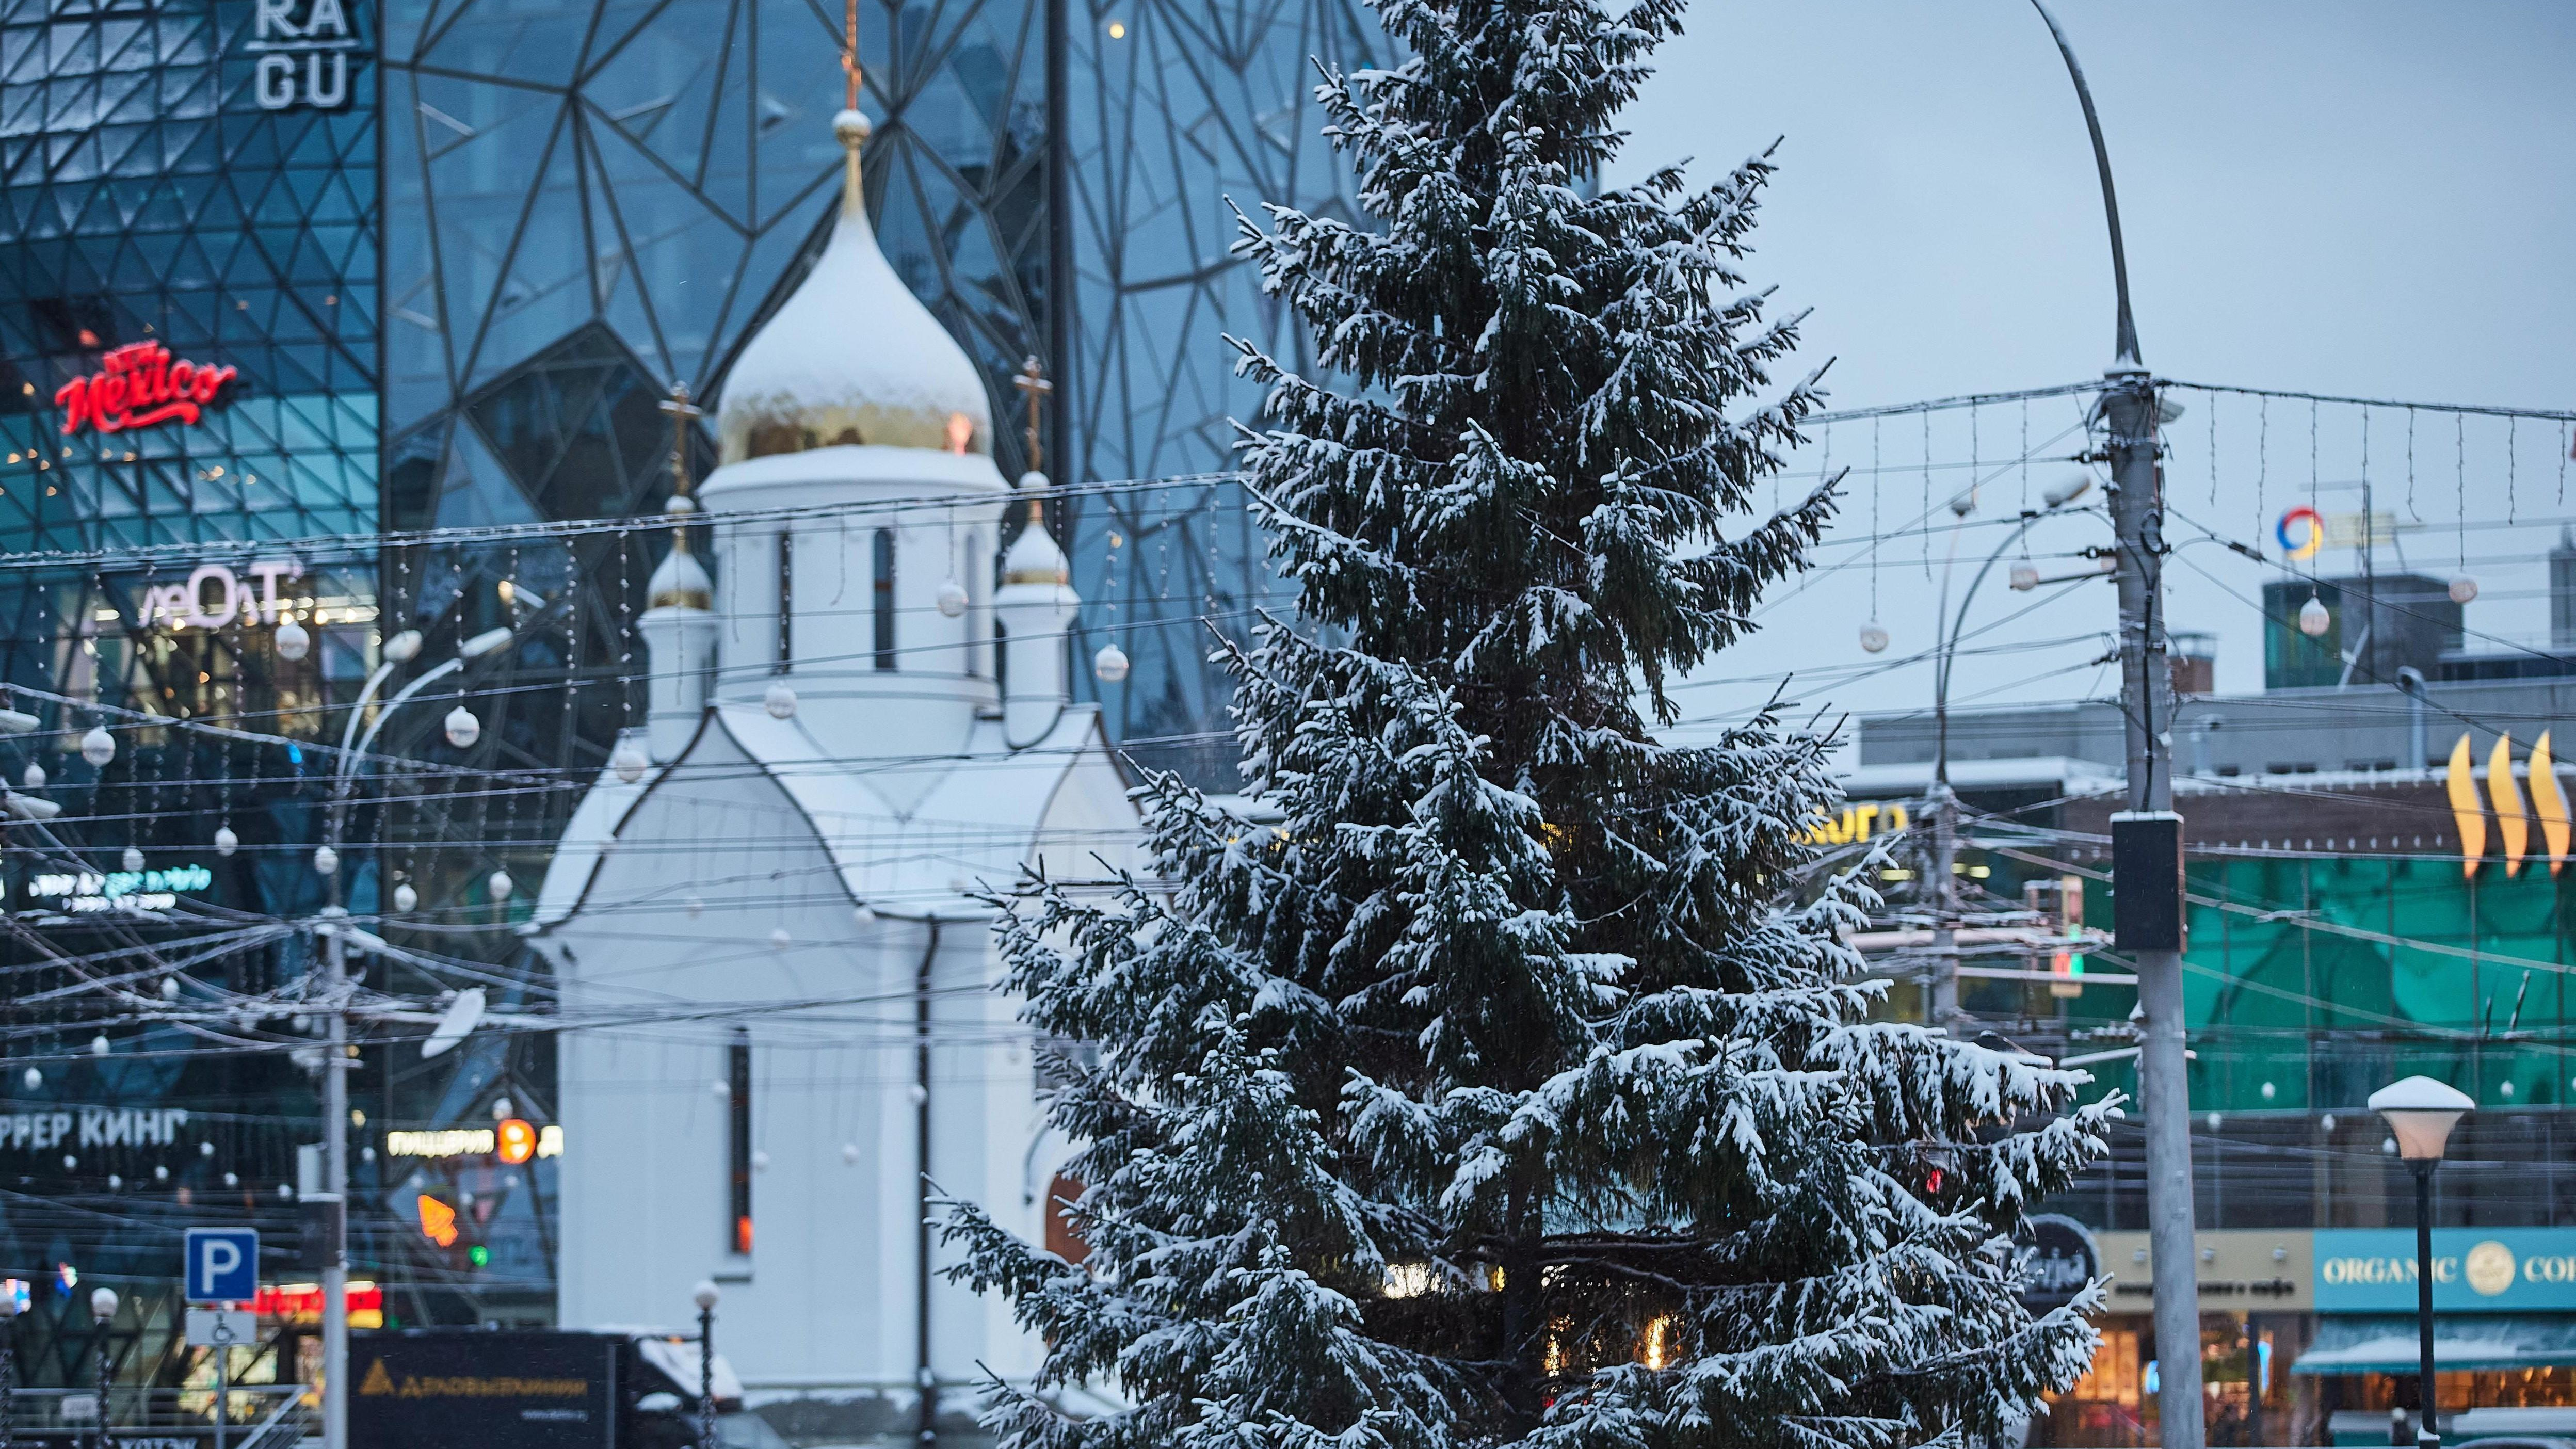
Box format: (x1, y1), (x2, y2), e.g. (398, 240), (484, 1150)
(728, 1033), (752, 1255)
(873, 528), (896, 670)
(776, 533), (793, 673)
(993, 618), (1009, 700)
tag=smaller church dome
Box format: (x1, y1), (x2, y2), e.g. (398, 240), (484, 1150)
(1001, 474), (1068, 586)
(719, 109), (993, 464)
(648, 542), (713, 611)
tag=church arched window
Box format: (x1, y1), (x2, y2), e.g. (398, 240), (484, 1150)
(873, 528), (897, 670)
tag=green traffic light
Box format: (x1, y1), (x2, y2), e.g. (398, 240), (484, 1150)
(468, 1245), (490, 1267)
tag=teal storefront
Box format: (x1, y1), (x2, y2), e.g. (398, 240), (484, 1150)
(2301, 1229), (2576, 1444)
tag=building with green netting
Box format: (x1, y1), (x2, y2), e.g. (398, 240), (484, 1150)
(1849, 665), (2576, 1449)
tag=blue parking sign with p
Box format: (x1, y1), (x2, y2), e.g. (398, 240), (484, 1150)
(184, 1228), (258, 1303)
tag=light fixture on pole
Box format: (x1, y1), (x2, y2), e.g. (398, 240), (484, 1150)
(89, 1286), (117, 1449)
(2371, 1074), (2474, 1449)
(691, 1280), (721, 1449)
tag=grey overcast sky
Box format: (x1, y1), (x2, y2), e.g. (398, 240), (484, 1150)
(1616, 2), (2576, 746)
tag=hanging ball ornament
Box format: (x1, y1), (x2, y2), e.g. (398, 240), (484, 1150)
(122, 845), (143, 873)
(1093, 643), (1131, 684)
(382, 629), (424, 664)
(20, 1066), (39, 1090)
(159, 976), (179, 1000)
(2450, 575), (2480, 604)
(81, 726), (116, 768)
(214, 825), (238, 857)
(444, 705), (482, 748)
(20, 761), (43, 790)
(2297, 594), (2332, 638)
(769, 927), (791, 951)
(613, 744), (650, 784)
(936, 577), (969, 618)
(393, 883), (419, 913)
(1859, 622), (1891, 654)
(313, 845), (340, 877)
(90, 1035), (109, 1057)
(487, 870), (514, 903)
(765, 680), (798, 719)
(273, 617), (311, 663)
(711, 1079), (732, 1100)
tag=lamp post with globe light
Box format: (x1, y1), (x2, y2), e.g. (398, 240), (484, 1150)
(2371, 1075), (2475, 1448)
(1922, 474), (2096, 1023)
(311, 622), (513, 1449)
(692, 1281), (721, 1449)
(87, 1288), (115, 1449)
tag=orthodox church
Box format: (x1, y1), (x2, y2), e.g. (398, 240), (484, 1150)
(530, 99), (1138, 1437)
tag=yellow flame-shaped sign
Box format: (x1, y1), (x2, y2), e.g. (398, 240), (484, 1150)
(2447, 734), (2487, 877)
(2533, 731), (2570, 876)
(2491, 733), (2531, 877)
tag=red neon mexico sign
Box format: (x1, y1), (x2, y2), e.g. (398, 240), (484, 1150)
(53, 342), (237, 437)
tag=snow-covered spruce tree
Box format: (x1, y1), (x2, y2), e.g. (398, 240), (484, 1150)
(943, 1), (2116, 1446)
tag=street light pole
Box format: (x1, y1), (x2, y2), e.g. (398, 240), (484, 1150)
(314, 624), (510, 1449)
(87, 1289), (115, 1449)
(2373, 1075), (2473, 1448)
(2, 1282), (18, 1449)
(2024, 7), (2199, 1446)
(692, 1281), (720, 1449)
(1927, 481), (2094, 1025)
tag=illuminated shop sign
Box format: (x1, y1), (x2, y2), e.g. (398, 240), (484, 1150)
(384, 1121), (564, 1161)
(2315, 1228), (2576, 1313)
(1802, 799), (1910, 847)
(2, 1107), (190, 1152)
(2445, 730), (2570, 878)
(250, 0), (358, 110)
(28, 864), (215, 913)
(137, 560), (305, 632)
(54, 343), (237, 436)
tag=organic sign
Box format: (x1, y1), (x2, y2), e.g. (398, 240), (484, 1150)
(2315, 1228), (2576, 1313)
(54, 343), (237, 436)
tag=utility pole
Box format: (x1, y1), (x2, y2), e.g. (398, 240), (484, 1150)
(2030, 5), (2203, 1447)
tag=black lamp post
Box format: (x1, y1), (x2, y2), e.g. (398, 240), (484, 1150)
(2371, 1075), (2474, 1448)
(2, 1277), (19, 1449)
(691, 1280), (721, 1449)
(86, 1288), (116, 1449)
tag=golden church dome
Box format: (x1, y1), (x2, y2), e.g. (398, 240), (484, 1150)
(716, 109), (993, 464)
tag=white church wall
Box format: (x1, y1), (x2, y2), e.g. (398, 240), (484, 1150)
(554, 718), (1058, 1399)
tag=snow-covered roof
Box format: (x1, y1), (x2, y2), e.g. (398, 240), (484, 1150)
(1835, 755), (2123, 797)
(533, 704), (1128, 929)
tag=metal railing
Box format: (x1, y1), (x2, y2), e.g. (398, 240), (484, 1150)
(3, 1384), (310, 1447)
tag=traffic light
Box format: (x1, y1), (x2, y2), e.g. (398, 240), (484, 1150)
(2024, 876), (2086, 999)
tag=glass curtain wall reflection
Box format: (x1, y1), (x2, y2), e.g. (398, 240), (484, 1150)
(0, 0), (382, 1360)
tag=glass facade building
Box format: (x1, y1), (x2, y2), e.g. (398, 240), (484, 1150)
(3, 0), (1382, 1351)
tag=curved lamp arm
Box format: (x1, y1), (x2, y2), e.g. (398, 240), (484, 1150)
(2030, 0), (2140, 368)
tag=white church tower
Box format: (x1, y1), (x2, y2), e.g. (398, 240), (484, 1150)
(533, 87), (1138, 1439)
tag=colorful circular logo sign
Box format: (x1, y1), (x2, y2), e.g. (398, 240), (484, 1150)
(2467, 1239), (2516, 1296)
(2277, 506), (2325, 562)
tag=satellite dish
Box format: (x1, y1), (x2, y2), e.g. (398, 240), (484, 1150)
(422, 987), (487, 1059)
